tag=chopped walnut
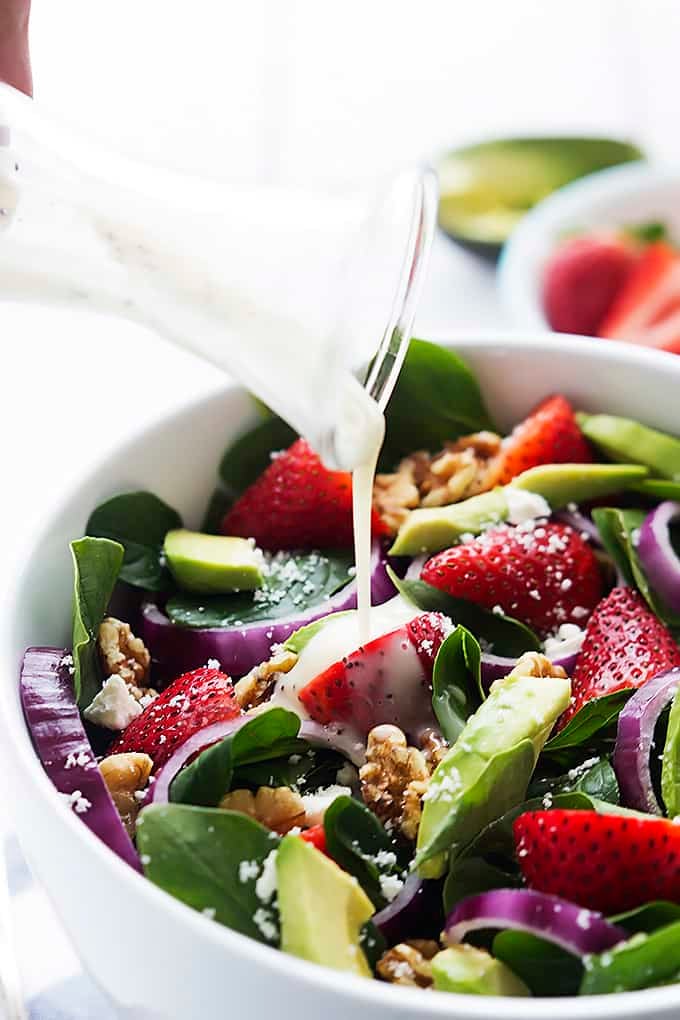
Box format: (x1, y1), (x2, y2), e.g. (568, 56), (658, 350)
(234, 648), (298, 710)
(508, 651), (568, 681)
(98, 617), (155, 701)
(374, 431), (502, 533)
(359, 725), (431, 840)
(219, 785), (306, 834)
(99, 752), (153, 835)
(377, 940), (440, 986)
(419, 728), (449, 769)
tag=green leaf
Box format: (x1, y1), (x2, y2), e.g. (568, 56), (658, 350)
(232, 748), (344, 792)
(360, 921), (387, 973)
(283, 612), (352, 655)
(624, 220), (668, 244)
(170, 708), (305, 807)
(580, 921), (680, 994)
(493, 931), (583, 997)
(528, 758), (619, 804)
(611, 901), (680, 935)
(662, 687), (680, 819)
(137, 804), (280, 944)
(432, 627), (483, 743)
(166, 549), (353, 628)
(544, 690), (632, 752)
(323, 795), (404, 909)
(389, 572), (540, 657)
(86, 491), (182, 591)
(379, 339), (495, 469)
(219, 417), (297, 497)
(70, 537), (124, 709)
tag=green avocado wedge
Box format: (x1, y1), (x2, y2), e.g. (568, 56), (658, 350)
(437, 137), (643, 257)
(577, 413), (680, 480)
(277, 834), (374, 975)
(431, 945), (529, 996)
(164, 529), (264, 594)
(416, 661), (570, 878)
(390, 463), (648, 556)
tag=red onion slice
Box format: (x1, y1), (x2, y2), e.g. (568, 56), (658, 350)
(555, 509), (602, 546)
(21, 647), (141, 872)
(446, 889), (626, 957)
(149, 714), (366, 806)
(141, 541), (395, 681)
(638, 502), (680, 613)
(480, 630), (584, 690)
(614, 667), (680, 814)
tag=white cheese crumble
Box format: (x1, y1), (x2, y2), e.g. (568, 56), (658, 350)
(255, 850), (279, 903)
(505, 488), (551, 526)
(202, 907), (216, 920)
(61, 790), (92, 814)
(83, 674), (142, 731)
(379, 873), (404, 902)
(300, 785), (352, 827)
(205, 658), (221, 670)
(239, 860), (260, 883)
(253, 908), (279, 942)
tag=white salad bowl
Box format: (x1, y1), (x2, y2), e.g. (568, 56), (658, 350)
(498, 163), (680, 330)
(4, 332), (680, 1020)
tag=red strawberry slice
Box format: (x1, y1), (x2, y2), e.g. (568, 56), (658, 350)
(598, 241), (680, 352)
(221, 438), (386, 550)
(559, 586), (680, 728)
(297, 612), (450, 737)
(300, 824), (330, 857)
(514, 809), (680, 914)
(110, 667), (240, 770)
(421, 522), (602, 638)
(542, 235), (637, 336)
(491, 395), (593, 487)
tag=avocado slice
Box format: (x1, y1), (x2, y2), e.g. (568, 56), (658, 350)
(431, 945), (530, 996)
(577, 413), (680, 481)
(277, 834), (374, 975)
(416, 661), (570, 877)
(390, 462), (648, 556)
(164, 529), (264, 594)
(437, 137), (643, 258)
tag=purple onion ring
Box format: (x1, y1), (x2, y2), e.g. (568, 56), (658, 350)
(614, 667), (680, 814)
(638, 502), (680, 613)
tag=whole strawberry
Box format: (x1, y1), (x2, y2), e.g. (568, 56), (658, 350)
(110, 667), (240, 770)
(559, 586), (680, 728)
(492, 394), (593, 486)
(222, 438), (385, 550)
(514, 809), (680, 914)
(421, 522), (601, 637)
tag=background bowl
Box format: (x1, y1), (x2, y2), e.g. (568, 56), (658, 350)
(498, 163), (680, 329)
(4, 333), (680, 1020)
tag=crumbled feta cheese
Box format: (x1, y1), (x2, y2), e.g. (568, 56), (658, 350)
(253, 908), (279, 942)
(239, 860), (260, 883)
(300, 785), (352, 827)
(255, 850), (279, 903)
(205, 658), (221, 670)
(62, 789), (92, 814)
(505, 489), (551, 525)
(379, 872), (404, 902)
(83, 675), (142, 731)
(576, 909), (593, 930)
(202, 907), (216, 920)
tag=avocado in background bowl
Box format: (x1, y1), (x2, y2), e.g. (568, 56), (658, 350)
(437, 137), (643, 259)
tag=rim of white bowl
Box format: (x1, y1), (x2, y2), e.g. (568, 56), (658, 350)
(498, 161), (680, 331)
(5, 331), (680, 1018)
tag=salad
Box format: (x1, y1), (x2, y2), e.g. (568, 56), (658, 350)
(542, 223), (680, 353)
(21, 338), (680, 999)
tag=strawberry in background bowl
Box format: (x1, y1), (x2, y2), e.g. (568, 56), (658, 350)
(499, 163), (680, 353)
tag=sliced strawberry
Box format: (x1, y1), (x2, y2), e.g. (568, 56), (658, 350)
(598, 241), (680, 352)
(559, 586), (680, 728)
(514, 809), (680, 914)
(221, 438), (386, 550)
(297, 612), (450, 737)
(542, 235), (637, 336)
(110, 667), (240, 770)
(421, 522), (602, 638)
(300, 824), (329, 856)
(492, 395), (592, 486)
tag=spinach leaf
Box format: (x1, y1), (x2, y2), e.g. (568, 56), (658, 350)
(360, 922), (387, 973)
(219, 417), (297, 497)
(580, 921), (680, 994)
(432, 627), (483, 743)
(323, 795), (404, 909)
(70, 537), (124, 709)
(166, 549), (353, 628)
(379, 339), (495, 469)
(544, 689), (632, 753)
(443, 858), (519, 912)
(389, 572), (540, 657)
(232, 749), (344, 793)
(528, 758), (619, 805)
(612, 901), (680, 935)
(137, 804), (280, 945)
(493, 931), (583, 997)
(170, 708), (305, 807)
(86, 491), (181, 591)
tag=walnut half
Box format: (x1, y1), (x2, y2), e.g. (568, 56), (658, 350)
(99, 752), (153, 835)
(377, 940), (440, 986)
(98, 616), (154, 700)
(220, 786), (306, 834)
(359, 725), (431, 841)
